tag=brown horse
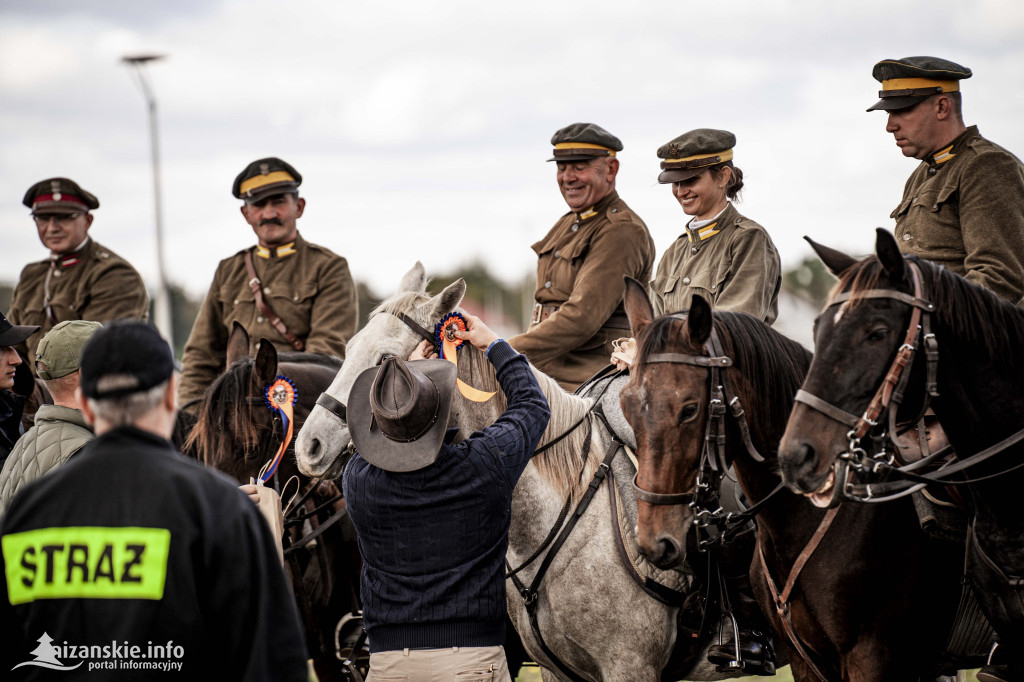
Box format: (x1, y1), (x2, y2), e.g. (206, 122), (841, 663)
(620, 278), (972, 681)
(184, 324), (361, 682)
(779, 229), (1024, 680)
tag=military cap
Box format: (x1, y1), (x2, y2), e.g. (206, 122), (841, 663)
(80, 321), (174, 400)
(232, 157), (302, 203)
(35, 320), (102, 380)
(0, 309), (39, 348)
(656, 129), (736, 184)
(548, 123), (623, 162)
(867, 56), (972, 112)
(22, 177), (100, 214)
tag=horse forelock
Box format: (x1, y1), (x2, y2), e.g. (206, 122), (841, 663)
(829, 257), (886, 309)
(372, 290), (432, 319)
(186, 357), (266, 472)
(456, 342), (596, 505)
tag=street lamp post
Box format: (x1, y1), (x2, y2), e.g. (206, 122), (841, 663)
(121, 54), (174, 351)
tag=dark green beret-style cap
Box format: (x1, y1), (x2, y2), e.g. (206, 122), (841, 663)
(656, 129), (736, 184)
(22, 177), (100, 213)
(232, 157), (303, 203)
(867, 56), (972, 112)
(548, 122), (623, 162)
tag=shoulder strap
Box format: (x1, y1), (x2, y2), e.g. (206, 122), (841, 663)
(244, 249), (305, 351)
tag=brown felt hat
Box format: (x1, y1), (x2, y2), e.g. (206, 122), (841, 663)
(348, 357), (457, 472)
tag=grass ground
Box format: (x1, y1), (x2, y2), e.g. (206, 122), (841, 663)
(516, 664), (983, 681)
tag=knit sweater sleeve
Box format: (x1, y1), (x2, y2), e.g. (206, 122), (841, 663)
(474, 340), (550, 479)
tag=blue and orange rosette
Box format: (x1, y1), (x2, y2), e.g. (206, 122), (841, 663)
(433, 312), (495, 402)
(260, 376), (298, 483)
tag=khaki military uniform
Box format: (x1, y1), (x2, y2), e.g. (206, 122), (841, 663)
(892, 126), (1024, 304)
(509, 191), (654, 390)
(650, 202), (780, 322)
(178, 233), (357, 408)
(7, 239), (149, 365)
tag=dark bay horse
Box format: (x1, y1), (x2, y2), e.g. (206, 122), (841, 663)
(184, 324), (361, 682)
(779, 228), (1024, 679)
(620, 279), (969, 681)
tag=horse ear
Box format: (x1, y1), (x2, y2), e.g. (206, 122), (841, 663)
(399, 261), (427, 294)
(623, 277), (654, 337)
(686, 295), (713, 345)
(254, 339), (278, 388)
(430, 278), (467, 318)
(875, 228), (908, 282)
(225, 322), (250, 369)
(805, 236), (857, 276)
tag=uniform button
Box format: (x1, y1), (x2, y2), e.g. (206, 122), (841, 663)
(932, 204), (938, 210)
(611, 208), (618, 213)
(53, 270), (62, 277)
(571, 224), (579, 232)
(257, 315), (265, 323)
(691, 247), (699, 254)
(903, 234), (912, 241)
(544, 281), (552, 289)
(233, 298), (239, 305)
(682, 277), (691, 285)
(293, 295), (299, 301)
(928, 168), (936, 176)
(263, 286), (271, 295)
(554, 250), (560, 258)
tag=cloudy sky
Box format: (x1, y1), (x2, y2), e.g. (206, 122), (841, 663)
(3, 0), (1023, 304)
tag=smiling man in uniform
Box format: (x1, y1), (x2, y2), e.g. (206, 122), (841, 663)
(510, 123), (654, 391)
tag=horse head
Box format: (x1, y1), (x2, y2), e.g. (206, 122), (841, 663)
(619, 279), (717, 569)
(187, 323), (289, 484)
(779, 228), (919, 507)
(295, 262), (466, 479)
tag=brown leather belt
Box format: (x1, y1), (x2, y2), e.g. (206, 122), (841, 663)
(530, 302), (632, 330)
(244, 249), (305, 351)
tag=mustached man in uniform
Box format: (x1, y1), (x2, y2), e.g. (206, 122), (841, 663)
(870, 56), (1024, 305)
(0, 321), (308, 680)
(509, 123), (655, 392)
(178, 157), (358, 410)
(7, 177), (149, 410)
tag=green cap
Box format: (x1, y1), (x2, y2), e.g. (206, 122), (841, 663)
(232, 157), (303, 203)
(549, 123), (623, 162)
(35, 320), (103, 380)
(657, 129), (736, 184)
(23, 177), (100, 214)
(867, 56), (972, 112)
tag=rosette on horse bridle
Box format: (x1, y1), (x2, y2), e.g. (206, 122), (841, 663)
(260, 376), (298, 483)
(434, 312), (496, 403)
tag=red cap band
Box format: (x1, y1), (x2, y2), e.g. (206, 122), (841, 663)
(32, 193), (88, 209)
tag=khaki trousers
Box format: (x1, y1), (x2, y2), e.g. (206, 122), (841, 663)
(366, 645), (512, 682)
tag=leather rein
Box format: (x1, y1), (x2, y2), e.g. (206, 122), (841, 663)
(793, 261), (1024, 502)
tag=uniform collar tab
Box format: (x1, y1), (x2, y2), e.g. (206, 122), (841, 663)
(255, 241), (297, 259)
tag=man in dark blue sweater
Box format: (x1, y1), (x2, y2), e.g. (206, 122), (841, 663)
(343, 314), (550, 682)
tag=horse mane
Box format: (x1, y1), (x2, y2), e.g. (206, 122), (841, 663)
(185, 357), (262, 469)
(836, 255), (1024, 362)
(635, 311), (812, 456)
(455, 340), (597, 505)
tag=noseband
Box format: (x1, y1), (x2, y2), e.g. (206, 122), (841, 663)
(312, 311), (439, 425)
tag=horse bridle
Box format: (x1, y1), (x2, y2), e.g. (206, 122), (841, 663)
(630, 316), (778, 538)
(792, 261), (941, 499)
(313, 311), (438, 426)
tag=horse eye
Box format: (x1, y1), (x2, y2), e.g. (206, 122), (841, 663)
(679, 403), (700, 424)
(867, 328), (889, 342)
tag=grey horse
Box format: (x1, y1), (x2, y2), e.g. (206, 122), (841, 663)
(296, 263), (737, 681)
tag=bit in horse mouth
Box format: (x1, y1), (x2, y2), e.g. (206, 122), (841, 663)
(806, 470), (836, 509)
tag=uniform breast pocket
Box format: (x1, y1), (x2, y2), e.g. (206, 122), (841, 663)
(220, 282), (257, 330)
(544, 240), (590, 299)
(268, 281), (317, 338)
(903, 184), (962, 254)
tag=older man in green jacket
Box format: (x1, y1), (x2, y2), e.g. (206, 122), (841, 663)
(0, 321), (99, 515)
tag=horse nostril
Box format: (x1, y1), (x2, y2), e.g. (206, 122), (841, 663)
(795, 442), (816, 469)
(652, 535), (681, 569)
(308, 438), (322, 460)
